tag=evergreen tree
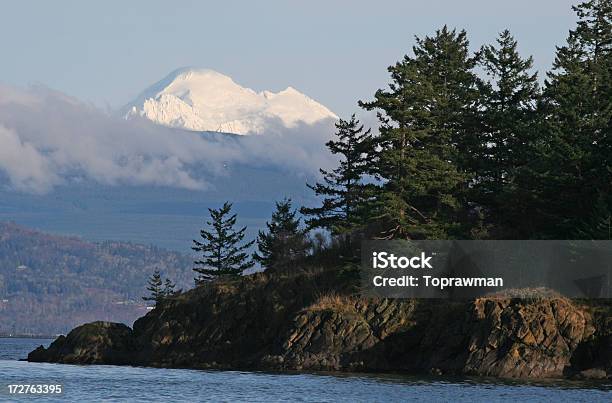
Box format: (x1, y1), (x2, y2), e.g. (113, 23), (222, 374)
(535, 0), (611, 238)
(163, 278), (177, 297)
(254, 198), (309, 271)
(360, 26), (480, 239)
(476, 30), (540, 237)
(142, 270), (164, 304)
(300, 115), (373, 235)
(192, 202), (255, 283)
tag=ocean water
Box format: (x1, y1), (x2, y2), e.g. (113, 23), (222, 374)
(1, 338), (610, 402)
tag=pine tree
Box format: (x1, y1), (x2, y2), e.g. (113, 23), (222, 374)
(192, 202), (255, 283)
(254, 198), (309, 271)
(142, 270), (164, 304)
(163, 278), (177, 297)
(300, 115), (373, 235)
(535, 0), (611, 238)
(360, 26), (480, 239)
(476, 30), (540, 237)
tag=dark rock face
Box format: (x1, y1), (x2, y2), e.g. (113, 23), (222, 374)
(462, 298), (594, 378)
(28, 321), (139, 365)
(28, 272), (612, 379)
(278, 297), (602, 379)
(566, 303), (612, 379)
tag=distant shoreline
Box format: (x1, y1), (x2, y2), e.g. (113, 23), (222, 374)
(0, 334), (57, 340)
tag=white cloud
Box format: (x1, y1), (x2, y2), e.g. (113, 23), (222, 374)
(0, 124), (60, 193)
(0, 84), (338, 194)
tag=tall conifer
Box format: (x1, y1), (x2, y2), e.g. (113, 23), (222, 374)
(301, 115), (373, 235)
(254, 198), (308, 271)
(360, 27), (480, 239)
(192, 202), (254, 283)
(536, 0), (611, 238)
(143, 270), (164, 304)
(476, 30), (540, 237)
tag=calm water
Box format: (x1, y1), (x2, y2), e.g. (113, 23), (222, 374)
(0, 338), (610, 402)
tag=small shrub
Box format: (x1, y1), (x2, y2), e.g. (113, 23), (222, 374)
(305, 292), (362, 314)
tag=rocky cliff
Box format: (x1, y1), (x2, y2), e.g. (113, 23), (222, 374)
(28, 270), (611, 380)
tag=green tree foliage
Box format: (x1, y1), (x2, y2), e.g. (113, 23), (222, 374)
(360, 27), (480, 239)
(535, 0), (611, 238)
(576, 195), (612, 240)
(296, 2), (609, 244)
(476, 30), (540, 237)
(142, 270), (164, 304)
(192, 202), (254, 283)
(163, 278), (177, 297)
(143, 270), (178, 304)
(301, 115), (373, 235)
(253, 198), (309, 271)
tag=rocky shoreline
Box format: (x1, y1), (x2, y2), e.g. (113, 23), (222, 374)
(28, 270), (611, 380)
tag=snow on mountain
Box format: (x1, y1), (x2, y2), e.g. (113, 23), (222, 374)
(123, 68), (338, 135)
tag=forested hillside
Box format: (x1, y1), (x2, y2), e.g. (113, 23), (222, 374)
(0, 222), (192, 335)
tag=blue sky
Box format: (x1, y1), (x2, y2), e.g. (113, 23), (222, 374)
(1, 0), (579, 117)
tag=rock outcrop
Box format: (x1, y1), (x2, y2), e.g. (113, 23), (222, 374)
(28, 271), (611, 379)
(28, 321), (138, 365)
(462, 297), (594, 378)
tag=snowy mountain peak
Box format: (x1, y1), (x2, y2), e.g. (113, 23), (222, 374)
(123, 68), (337, 135)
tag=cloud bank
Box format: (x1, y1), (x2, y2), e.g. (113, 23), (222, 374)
(0, 84), (338, 194)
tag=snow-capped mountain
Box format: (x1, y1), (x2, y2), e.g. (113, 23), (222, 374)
(123, 68), (338, 134)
